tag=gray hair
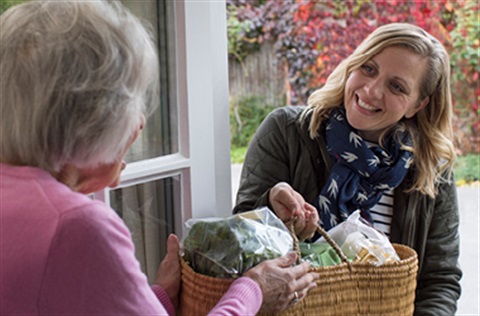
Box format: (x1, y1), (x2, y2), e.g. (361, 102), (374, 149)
(0, 0), (159, 172)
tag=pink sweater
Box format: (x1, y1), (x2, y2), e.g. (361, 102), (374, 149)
(0, 163), (262, 315)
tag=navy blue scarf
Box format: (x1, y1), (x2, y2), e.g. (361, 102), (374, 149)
(315, 108), (413, 231)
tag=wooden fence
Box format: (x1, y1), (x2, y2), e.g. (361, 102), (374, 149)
(228, 41), (286, 107)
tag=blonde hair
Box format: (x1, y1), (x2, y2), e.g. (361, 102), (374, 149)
(304, 23), (455, 197)
(0, 1), (159, 173)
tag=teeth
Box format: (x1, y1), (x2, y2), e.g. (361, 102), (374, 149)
(358, 99), (377, 111)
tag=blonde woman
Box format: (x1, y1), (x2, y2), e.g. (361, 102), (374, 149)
(234, 23), (461, 314)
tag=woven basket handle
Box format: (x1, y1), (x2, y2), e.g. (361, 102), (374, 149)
(286, 219), (352, 270)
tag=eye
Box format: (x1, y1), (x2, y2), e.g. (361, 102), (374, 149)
(390, 81), (405, 93)
(360, 64), (376, 75)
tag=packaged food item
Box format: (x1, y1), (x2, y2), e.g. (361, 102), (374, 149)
(315, 210), (399, 266)
(340, 231), (399, 265)
(182, 207), (293, 278)
(299, 242), (342, 267)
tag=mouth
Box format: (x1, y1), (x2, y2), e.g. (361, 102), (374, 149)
(357, 96), (381, 113)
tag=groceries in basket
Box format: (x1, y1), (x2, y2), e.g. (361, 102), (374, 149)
(299, 241), (342, 267)
(313, 210), (400, 266)
(180, 208), (418, 316)
(182, 207), (293, 278)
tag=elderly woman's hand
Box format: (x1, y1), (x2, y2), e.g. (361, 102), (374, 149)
(155, 234), (181, 310)
(269, 182), (319, 240)
(244, 252), (319, 313)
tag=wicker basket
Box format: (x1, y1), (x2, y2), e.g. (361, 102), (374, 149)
(179, 225), (418, 316)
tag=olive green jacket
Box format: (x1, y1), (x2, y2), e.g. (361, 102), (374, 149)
(233, 106), (462, 315)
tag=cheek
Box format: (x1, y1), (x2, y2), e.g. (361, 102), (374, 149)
(344, 72), (360, 97)
(345, 75), (353, 94)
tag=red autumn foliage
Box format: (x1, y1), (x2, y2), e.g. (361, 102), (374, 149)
(227, 0), (479, 153)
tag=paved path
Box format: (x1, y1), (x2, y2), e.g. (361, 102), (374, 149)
(231, 164), (479, 315)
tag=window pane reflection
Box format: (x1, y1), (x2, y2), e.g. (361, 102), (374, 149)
(121, 0), (178, 162)
(110, 176), (180, 283)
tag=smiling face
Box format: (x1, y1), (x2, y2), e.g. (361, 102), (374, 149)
(344, 46), (429, 142)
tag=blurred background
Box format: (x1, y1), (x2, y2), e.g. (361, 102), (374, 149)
(227, 0), (479, 182)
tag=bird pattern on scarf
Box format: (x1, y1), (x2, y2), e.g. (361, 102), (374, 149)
(315, 107), (413, 231)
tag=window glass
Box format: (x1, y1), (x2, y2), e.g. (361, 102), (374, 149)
(110, 0), (181, 281)
(121, 0), (178, 162)
(110, 176), (180, 283)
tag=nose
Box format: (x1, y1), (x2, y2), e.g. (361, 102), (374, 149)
(364, 78), (383, 100)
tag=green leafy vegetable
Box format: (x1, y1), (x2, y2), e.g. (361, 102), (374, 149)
(183, 208), (292, 278)
(300, 242), (343, 267)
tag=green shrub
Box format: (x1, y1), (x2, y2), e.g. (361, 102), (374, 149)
(0, 0), (27, 14)
(455, 154), (480, 183)
(230, 95), (276, 149)
(231, 146), (248, 164)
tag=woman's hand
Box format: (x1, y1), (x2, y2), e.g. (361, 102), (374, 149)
(269, 182), (319, 240)
(155, 234), (181, 310)
(244, 252), (319, 313)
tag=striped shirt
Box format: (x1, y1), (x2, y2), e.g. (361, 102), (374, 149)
(363, 141), (394, 237)
(370, 189), (394, 237)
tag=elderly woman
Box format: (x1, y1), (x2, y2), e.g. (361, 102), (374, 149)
(0, 1), (319, 315)
(234, 23), (462, 314)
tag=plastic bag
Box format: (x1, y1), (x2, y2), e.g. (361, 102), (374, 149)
(182, 207), (293, 278)
(299, 242), (342, 267)
(315, 210), (399, 266)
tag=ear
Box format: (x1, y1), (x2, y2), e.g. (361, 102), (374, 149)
(405, 96), (429, 119)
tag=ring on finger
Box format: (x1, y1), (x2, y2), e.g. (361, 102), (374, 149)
(292, 291), (299, 304)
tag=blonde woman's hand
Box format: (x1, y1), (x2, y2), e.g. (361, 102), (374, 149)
(269, 182), (319, 240)
(155, 234), (181, 310)
(243, 252), (319, 313)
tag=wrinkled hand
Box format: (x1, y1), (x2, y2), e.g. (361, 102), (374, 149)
(155, 234), (181, 310)
(244, 252), (319, 313)
(269, 182), (319, 240)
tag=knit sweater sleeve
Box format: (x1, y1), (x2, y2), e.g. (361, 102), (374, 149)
(152, 284), (175, 316)
(208, 277), (263, 315)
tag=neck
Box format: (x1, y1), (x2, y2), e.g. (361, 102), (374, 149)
(53, 164), (84, 193)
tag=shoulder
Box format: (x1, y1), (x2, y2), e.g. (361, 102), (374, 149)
(56, 201), (131, 249)
(257, 106), (307, 136)
(266, 105), (306, 124)
(44, 200), (136, 283)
